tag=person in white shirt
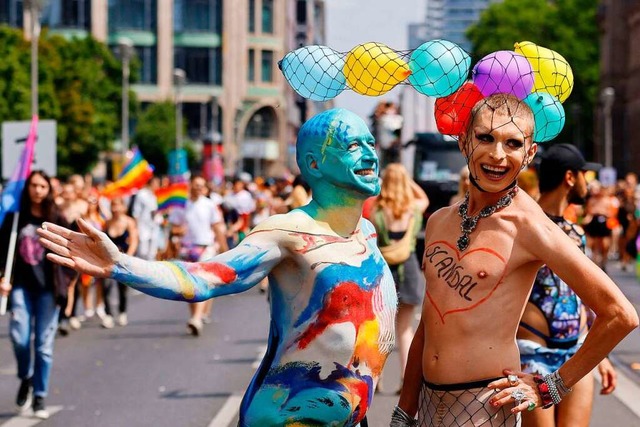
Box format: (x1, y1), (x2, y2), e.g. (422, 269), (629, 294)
(169, 175), (228, 335)
(131, 177), (161, 261)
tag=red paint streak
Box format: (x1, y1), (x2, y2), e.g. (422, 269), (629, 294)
(297, 282), (375, 349)
(343, 378), (370, 424)
(425, 240), (507, 322)
(295, 233), (346, 254)
(194, 262), (237, 283)
(366, 232), (377, 240)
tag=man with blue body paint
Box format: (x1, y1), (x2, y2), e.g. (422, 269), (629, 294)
(37, 109), (398, 426)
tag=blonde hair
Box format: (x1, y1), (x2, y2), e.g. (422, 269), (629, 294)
(378, 163), (414, 219)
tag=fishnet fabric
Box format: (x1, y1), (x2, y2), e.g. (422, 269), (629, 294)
(279, 40), (470, 100)
(418, 383), (521, 427)
(280, 40), (571, 143)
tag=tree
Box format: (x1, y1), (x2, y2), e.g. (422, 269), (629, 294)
(131, 101), (199, 176)
(466, 0), (600, 153)
(0, 25), (135, 178)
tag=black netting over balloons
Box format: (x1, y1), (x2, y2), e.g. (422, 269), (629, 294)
(280, 40), (572, 145)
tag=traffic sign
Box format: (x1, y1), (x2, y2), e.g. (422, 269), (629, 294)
(2, 120), (57, 180)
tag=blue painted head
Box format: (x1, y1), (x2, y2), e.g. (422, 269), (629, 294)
(296, 109), (380, 199)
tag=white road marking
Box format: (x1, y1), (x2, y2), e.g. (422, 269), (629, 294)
(208, 345), (267, 427)
(0, 406), (63, 427)
(207, 394), (244, 427)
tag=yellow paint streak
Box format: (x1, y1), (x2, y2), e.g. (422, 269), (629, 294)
(165, 263), (196, 300)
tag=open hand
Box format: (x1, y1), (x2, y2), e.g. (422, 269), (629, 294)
(37, 218), (121, 278)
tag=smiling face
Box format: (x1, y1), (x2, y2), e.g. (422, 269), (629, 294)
(460, 95), (536, 193)
(297, 109), (380, 199)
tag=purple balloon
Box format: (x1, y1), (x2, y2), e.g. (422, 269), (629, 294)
(472, 51), (534, 99)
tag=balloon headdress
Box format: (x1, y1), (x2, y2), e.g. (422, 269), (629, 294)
(279, 40), (573, 144)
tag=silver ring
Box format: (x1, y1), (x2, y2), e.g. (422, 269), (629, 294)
(510, 389), (526, 405)
(508, 374), (519, 387)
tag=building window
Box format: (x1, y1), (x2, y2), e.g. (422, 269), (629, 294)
(248, 49), (255, 82)
(261, 50), (273, 82)
(0, 0), (23, 27)
(108, 0), (156, 32)
(175, 47), (222, 85)
(296, 0), (307, 24)
(261, 0), (273, 33)
(246, 108), (276, 138)
(174, 0), (222, 33)
(248, 0), (255, 32)
(135, 46), (157, 84)
(42, 0), (91, 29)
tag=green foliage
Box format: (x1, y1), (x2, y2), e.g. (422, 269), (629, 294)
(467, 0), (600, 148)
(0, 25), (136, 177)
(131, 101), (176, 175)
(131, 101), (199, 176)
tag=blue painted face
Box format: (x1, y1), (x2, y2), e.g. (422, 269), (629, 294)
(297, 109), (380, 198)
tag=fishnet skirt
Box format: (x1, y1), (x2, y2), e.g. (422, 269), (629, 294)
(417, 379), (521, 427)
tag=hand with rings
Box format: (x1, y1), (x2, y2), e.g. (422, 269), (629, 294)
(488, 369), (541, 414)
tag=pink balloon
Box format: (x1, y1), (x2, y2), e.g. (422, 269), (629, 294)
(472, 51), (534, 99)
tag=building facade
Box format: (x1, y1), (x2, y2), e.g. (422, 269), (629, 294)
(424, 0), (500, 52)
(597, 0), (640, 175)
(2, 0), (326, 178)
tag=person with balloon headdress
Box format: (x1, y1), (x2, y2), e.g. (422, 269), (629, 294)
(389, 42), (638, 427)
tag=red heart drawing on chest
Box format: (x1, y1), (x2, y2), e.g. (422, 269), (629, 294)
(424, 240), (507, 323)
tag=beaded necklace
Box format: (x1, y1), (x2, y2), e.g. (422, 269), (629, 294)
(457, 186), (519, 251)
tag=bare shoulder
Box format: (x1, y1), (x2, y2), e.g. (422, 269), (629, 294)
(508, 191), (570, 258)
(249, 210), (318, 236)
(425, 204), (456, 232)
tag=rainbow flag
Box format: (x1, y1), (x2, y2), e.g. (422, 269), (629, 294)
(155, 182), (188, 212)
(0, 115), (38, 227)
(102, 147), (154, 198)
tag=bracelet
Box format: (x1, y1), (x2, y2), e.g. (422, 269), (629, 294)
(390, 406), (418, 427)
(533, 374), (554, 409)
(550, 370), (572, 396)
(543, 374), (562, 406)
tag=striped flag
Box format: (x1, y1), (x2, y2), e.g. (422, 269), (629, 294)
(155, 182), (188, 212)
(102, 147), (154, 199)
(0, 115), (38, 227)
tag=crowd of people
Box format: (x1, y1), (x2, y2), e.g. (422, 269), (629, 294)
(2, 100), (639, 425)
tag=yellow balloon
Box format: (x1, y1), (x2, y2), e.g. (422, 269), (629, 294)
(344, 42), (411, 96)
(514, 41), (573, 103)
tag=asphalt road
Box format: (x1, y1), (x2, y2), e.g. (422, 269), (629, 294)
(0, 262), (639, 427)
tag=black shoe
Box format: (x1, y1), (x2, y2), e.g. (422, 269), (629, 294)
(16, 377), (32, 412)
(32, 395), (49, 420)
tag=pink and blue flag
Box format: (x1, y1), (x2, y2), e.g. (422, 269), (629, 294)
(0, 115), (38, 227)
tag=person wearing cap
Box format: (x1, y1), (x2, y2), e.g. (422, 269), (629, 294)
(393, 94), (637, 427)
(517, 144), (616, 427)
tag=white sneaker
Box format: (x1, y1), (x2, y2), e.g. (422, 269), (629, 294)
(117, 313), (128, 326)
(187, 318), (203, 336)
(84, 308), (95, 319)
(101, 315), (115, 329)
(69, 317), (82, 330)
(96, 305), (107, 320)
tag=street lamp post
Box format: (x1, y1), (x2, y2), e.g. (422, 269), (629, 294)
(118, 37), (134, 158)
(27, 0), (46, 117)
(173, 68), (186, 151)
(601, 87), (615, 169)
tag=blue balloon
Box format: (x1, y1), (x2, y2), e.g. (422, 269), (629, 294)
(408, 39), (470, 97)
(524, 92), (566, 142)
(280, 45), (346, 101)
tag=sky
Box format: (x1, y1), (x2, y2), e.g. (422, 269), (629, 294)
(324, 0), (426, 118)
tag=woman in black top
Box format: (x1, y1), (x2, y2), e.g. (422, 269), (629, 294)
(0, 170), (70, 419)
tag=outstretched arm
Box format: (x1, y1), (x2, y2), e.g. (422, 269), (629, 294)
(38, 218), (284, 302)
